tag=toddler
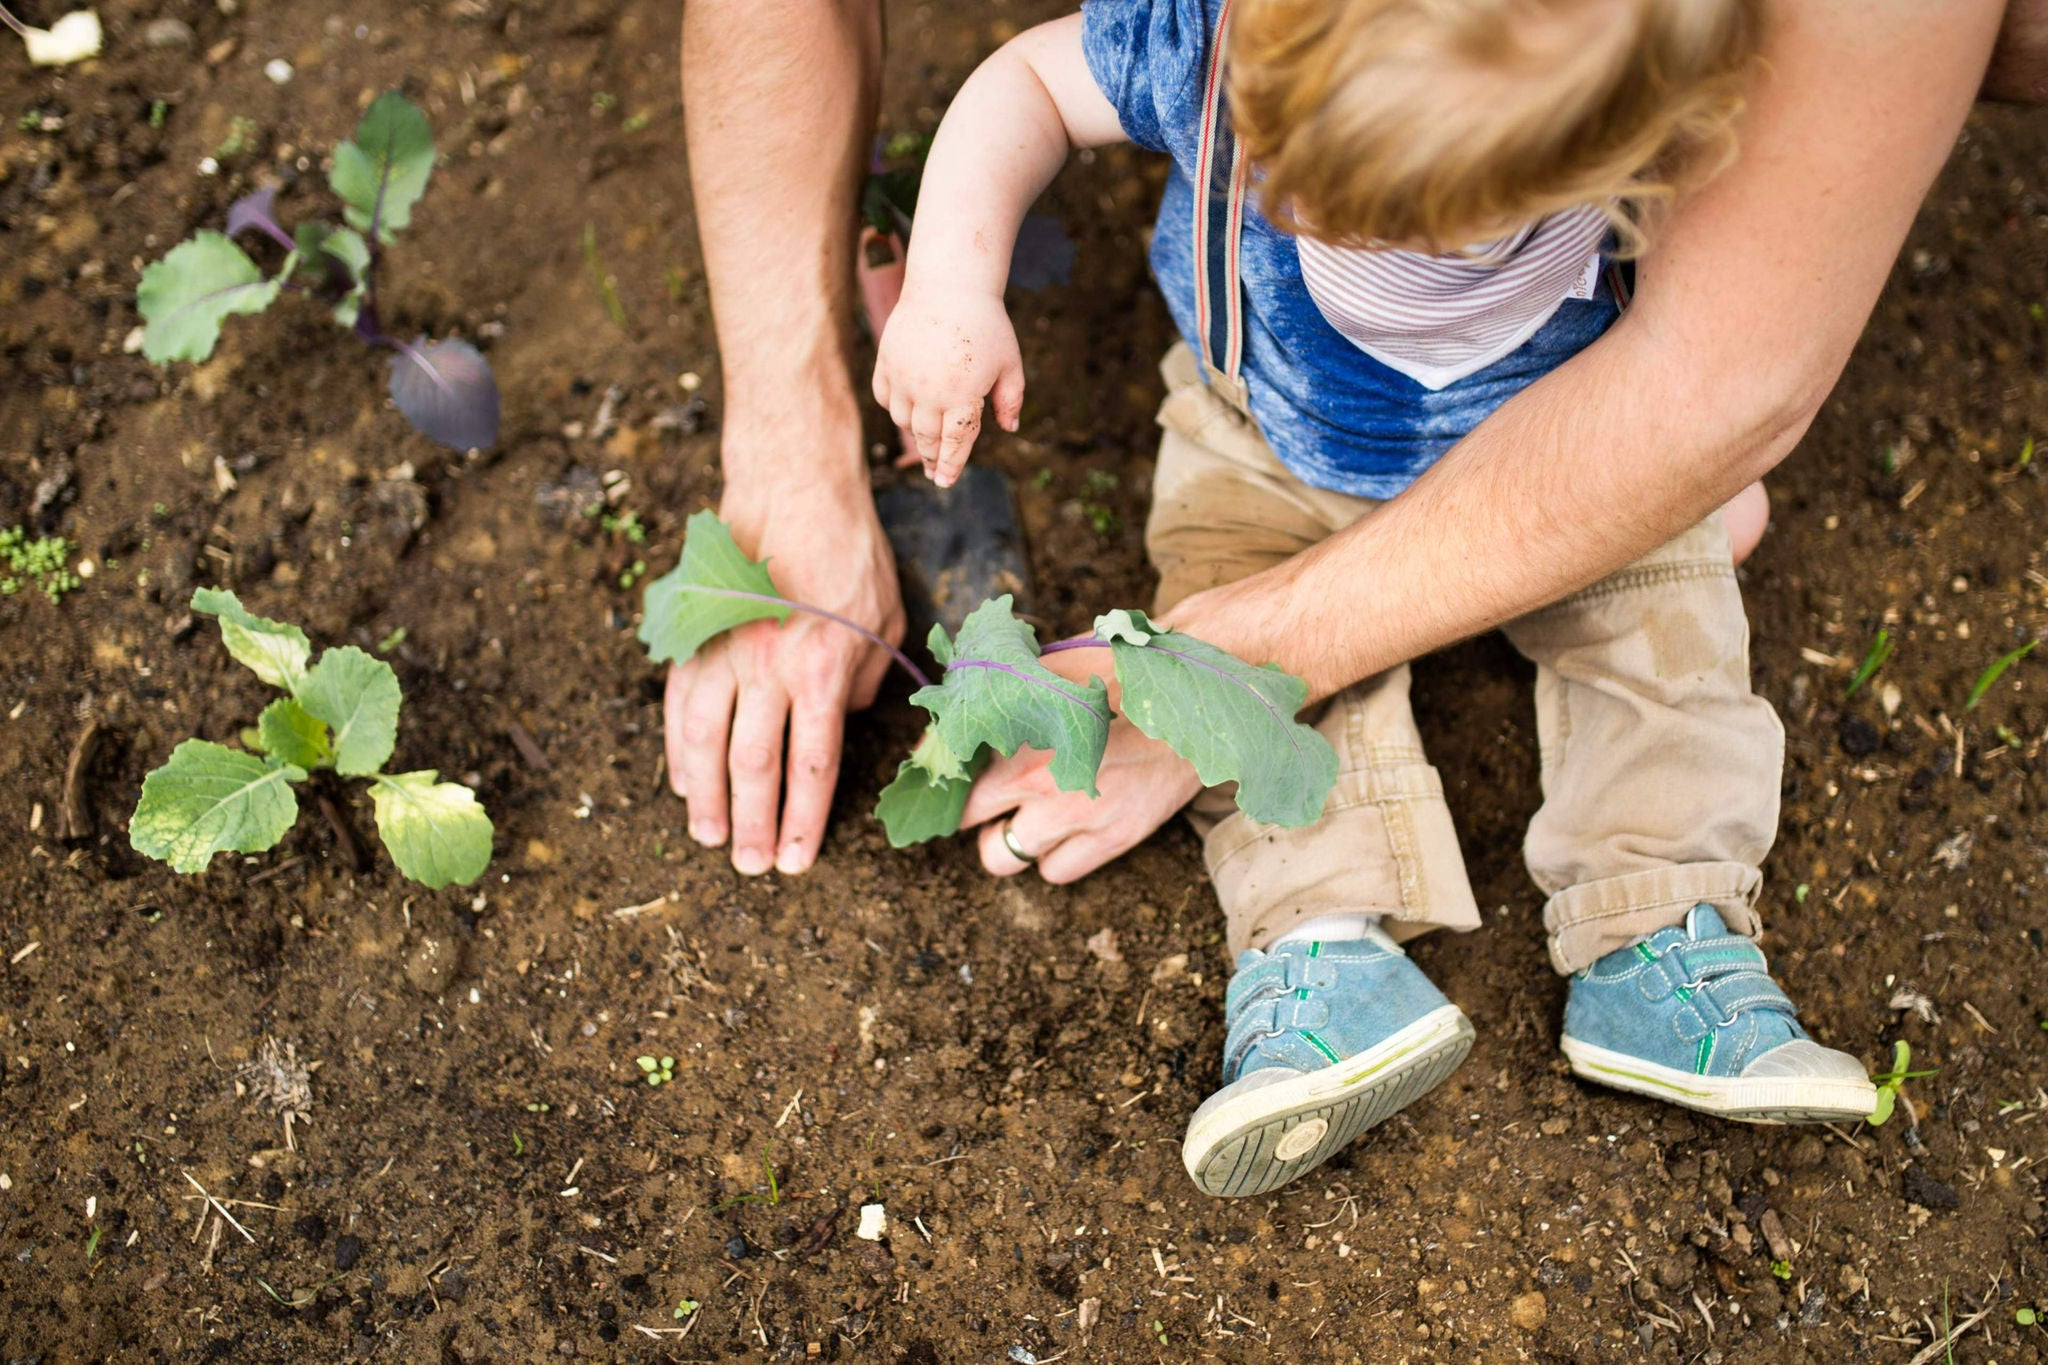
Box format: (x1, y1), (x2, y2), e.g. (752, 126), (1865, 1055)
(873, 0), (1878, 1199)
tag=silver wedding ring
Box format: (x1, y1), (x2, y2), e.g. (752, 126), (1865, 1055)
(1001, 818), (1036, 865)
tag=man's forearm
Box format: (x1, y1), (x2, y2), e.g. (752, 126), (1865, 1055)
(682, 0), (882, 490)
(1200, 324), (1811, 702)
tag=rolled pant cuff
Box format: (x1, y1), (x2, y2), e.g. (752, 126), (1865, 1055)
(1543, 862), (1763, 975)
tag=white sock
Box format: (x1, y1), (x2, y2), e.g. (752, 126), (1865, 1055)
(1272, 912), (1380, 947)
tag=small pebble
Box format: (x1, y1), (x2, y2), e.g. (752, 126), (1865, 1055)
(856, 1203), (888, 1241)
(333, 1234), (362, 1270)
(1510, 1291), (1548, 1332)
(141, 17), (194, 48)
(263, 58), (293, 84)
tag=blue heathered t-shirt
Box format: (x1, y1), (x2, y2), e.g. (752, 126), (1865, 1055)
(1080, 0), (1622, 499)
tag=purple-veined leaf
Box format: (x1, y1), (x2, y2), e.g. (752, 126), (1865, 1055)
(1008, 214), (1075, 291)
(909, 596), (1110, 796)
(1098, 609), (1336, 827)
(387, 335), (499, 451)
(225, 187), (292, 251)
(136, 231), (288, 364)
(329, 92), (434, 244)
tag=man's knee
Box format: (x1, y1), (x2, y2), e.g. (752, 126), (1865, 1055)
(1985, 0), (2048, 104)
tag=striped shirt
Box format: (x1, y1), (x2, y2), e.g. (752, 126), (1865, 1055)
(1297, 207), (1610, 391)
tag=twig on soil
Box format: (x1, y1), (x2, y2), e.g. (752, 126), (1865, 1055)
(1904, 1302), (1992, 1365)
(775, 1089), (804, 1129)
(182, 1172), (256, 1243)
(244, 856), (308, 887)
(59, 717), (100, 841)
(8, 942), (39, 967)
(505, 720), (552, 771)
(613, 892), (679, 919)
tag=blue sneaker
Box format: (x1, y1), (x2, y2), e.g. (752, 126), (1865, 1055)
(1561, 905), (1877, 1123)
(1183, 929), (1473, 1198)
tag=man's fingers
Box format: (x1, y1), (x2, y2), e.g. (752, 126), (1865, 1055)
(674, 656), (738, 847)
(663, 660), (698, 797)
(959, 750), (1054, 829)
(977, 808), (1063, 877)
(725, 684), (790, 876)
(992, 363), (1025, 432)
(933, 404), (982, 487)
(775, 693), (846, 875)
(1038, 828), (1132, 886)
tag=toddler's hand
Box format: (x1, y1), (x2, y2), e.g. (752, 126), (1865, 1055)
(871, 286), (1024, 488)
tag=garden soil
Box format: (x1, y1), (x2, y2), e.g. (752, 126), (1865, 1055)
(3, 2), (2047, 1361)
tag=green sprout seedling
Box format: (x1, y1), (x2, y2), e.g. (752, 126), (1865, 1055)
(1965, 639), (2038, 711)
(1770, 1258), (1793, 1281)
(1, 526), (80, 602)
(714, 1138), (782, 1209)
(130, 588), (493, 888)
(2018, 1307), (2038, 1327)
(1866, 1039), (1937, 1126)
(636, 1055), (676, 1086)
(673, 1299), (700, 1320)
(1844, 628), (1894, 699)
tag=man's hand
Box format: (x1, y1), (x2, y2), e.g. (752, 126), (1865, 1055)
(872, 286), (1024, 488)
(664, 459), (904, 876)
(959, 641), (1205, 881)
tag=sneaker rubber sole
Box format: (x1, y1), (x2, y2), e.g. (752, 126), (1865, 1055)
(1561, 1036), (1878, 1124)
(1183, 1003), (1473, 1199)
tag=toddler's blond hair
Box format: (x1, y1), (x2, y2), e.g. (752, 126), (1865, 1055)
(1227, 0), (1762, 254)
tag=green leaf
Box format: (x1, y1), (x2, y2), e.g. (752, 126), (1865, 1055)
(1965, 638), (2038, 710)
(130, 740), (305, 873)
(368, 770), (493, 888)
(875, 737), (987, 846)
(1094, 608), (1154, 646)
(329, 92), (435, 243)
(1867, 1086), (1895, 1126)
(1101, 610), (1336, 827)
(909, 597), (1109, 796)
(296, 647), (401, 776)
(256, 697), (332, 770)
(137, 231), (284, 364)
(294, 222), (371, 326)
(637, 510), (792, 665)
(192, 586), (312, 690)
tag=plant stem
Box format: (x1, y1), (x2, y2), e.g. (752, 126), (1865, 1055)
(1039, 635), (1109, 656)
(0, 4), (33, 39)
(676, 586), (932, 688)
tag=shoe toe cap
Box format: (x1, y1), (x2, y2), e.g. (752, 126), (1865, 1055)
(1739, 1039), (1868, 1083)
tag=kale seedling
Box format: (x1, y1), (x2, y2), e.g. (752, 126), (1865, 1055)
(130, 588), (493, 888)
(136, 92), (499, 452)
(635, 1055), (675, 1086)
(638, 512), (1338, 847)
(1866, 1039), (1937, 1126)
(0, 526), (80, 602)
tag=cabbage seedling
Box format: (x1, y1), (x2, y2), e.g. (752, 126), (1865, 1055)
(638, 512), (1338, 847)
(130, 588), (493, 888)
(136, 92), (499, 452)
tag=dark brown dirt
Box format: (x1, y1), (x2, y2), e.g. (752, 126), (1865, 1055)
(3, 2), (2046, 1361)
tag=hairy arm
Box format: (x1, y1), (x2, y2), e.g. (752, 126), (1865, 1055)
(668, 0), (901, 877)
(1167, 0), (2007, 698)
(873, 15), (1126, 484)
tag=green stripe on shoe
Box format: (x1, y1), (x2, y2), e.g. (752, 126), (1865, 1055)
(1694, 1033), (1714, 1076)
(1301, 1030), (1343, 1065)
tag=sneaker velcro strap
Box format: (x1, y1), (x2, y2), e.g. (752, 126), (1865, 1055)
(1286, 957), (1339, 991)
(1277, 996), (1332, 1031)
(1671, 975), (1797, 1040)
(1671, 936), (1770, 978)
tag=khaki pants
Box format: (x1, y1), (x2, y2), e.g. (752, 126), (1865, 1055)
(1146, 345), (1784, 974)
